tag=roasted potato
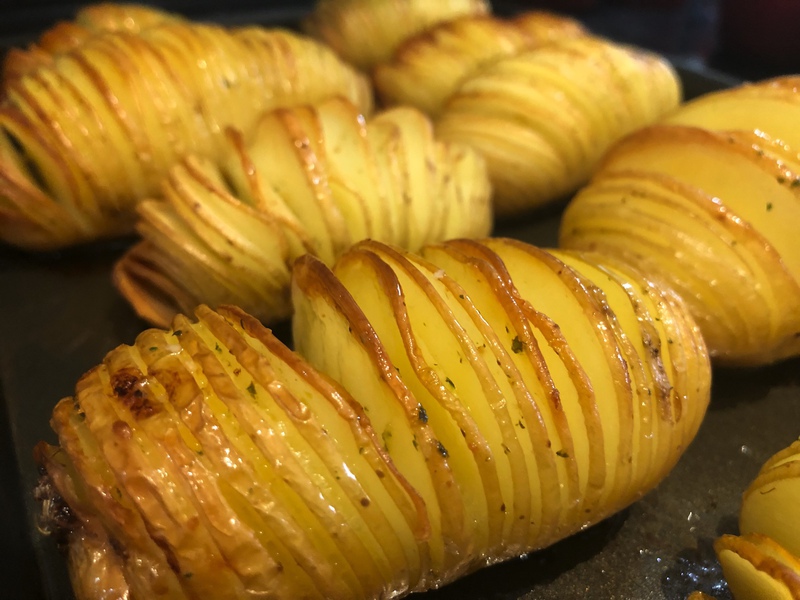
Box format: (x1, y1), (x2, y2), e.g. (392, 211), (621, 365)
(36, 237), (710, 599)
(303, 0), (490, 71)
(374, 11), (587, 116)
(113, 97), (492, 327)
(560, 77), (800, 365)
(0, 6), (372, 250)
(435, 36), (681, 215)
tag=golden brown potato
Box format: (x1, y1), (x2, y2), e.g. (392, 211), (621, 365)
(303, 0), (490, 71)
(560, 77), (800, 366)
(36, 237), (710, 599)
(113, 97), (492, 328)
(435, 36), (681, 216)
(2, 4), (180, 83)
(374, 11), (587, 115)
(0, 10), (372, 251)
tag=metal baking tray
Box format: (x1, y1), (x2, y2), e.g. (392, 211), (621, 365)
(1, 3), (797, 599)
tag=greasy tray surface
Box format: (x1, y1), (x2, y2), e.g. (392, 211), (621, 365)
(0, 11), (797, 600)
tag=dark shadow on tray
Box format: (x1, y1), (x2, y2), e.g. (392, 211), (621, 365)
(0, 236), (137, 271)
(423, 509), (628, 599)
(708, 356), (800, 412)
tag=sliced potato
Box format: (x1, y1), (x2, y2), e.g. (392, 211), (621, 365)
(115, 97), (492, 328)
(303, 0), (489, 70)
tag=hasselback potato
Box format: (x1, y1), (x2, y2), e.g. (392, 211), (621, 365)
(0, 7), (372, 250)
(2, 4), (180, 83)
(113, 97), (492, 327)
(435, 36), (681, 215)
(560, 77), (800, 365)
(303, 0), (490, 71)
(37, 238), (710, 599)
(374, 11), (587, 116)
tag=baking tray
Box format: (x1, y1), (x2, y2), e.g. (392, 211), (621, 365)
(0, 5), (798, 600)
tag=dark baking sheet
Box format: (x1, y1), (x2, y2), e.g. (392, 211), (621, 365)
(0, 5), (798, 600)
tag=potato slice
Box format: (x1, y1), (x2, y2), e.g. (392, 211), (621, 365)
(562, 124), (800, 365)
(469, 240), (633, 518)
(292, 254), (468, 583)
(210, 305), (426, 592)
(314, 97), (384, 243)
(360, 241), (534, 555)
(374, 15), (532, 115)
(716, 534), (800, 600)
(740, 460), (800, 559)
(332, 248), (498, 562)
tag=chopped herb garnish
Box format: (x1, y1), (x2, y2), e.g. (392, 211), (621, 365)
(184, 572), (193, 579)
(417, 405), (428, 423)
(172, 330), (183, 337)
(502, 443), (511, 455)
(444, 377), (455, 389)
(149, 346), (158, 352)
(214, 343), (222, 353)
(792, 179), (800, 188)
(246, 382), (257, 397)
(556, 450), (569, 458)
(777, 176), (786, 184)
(767, 202), (774, 211)
(381, 428), (393, 451)
(511, 336), (525, 354)
(517, 420), (526, 430)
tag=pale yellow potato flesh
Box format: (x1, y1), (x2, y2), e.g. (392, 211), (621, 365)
(740, 461), (800, 559)
(332, 249), (497, 561)
(664, 90), (800, 153)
